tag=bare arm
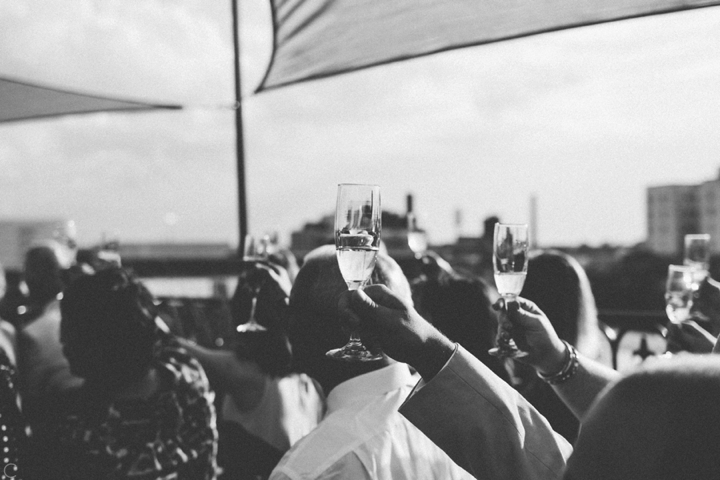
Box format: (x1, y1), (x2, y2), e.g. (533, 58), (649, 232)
(343, 285), (571, 479)
(177, 338), (267, 412)
(500, 298), (621, 420)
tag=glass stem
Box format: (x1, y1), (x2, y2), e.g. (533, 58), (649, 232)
(248, 295), (258, 324)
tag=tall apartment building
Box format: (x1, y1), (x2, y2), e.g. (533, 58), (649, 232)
(698, 175), (720, 253)
(647, 170), (720, 255)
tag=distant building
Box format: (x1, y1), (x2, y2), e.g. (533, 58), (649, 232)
(289, 214), (334, 261)
(698, 175), (720, 253)
(289, 211), (417, 263)
(119, 242), (234, 260)
(647, 185), (699, 255)
(647, 168), (720, 255)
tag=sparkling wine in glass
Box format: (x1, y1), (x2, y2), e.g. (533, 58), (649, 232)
(327, 183), (383, 362)
(489, 223), (529, 358)
(236, 234), (268, 333)
(684, 234), (711, 289)
(665, 264), (695, 325)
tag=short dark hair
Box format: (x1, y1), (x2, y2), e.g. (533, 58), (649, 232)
(567, 354), (720, 480)
(24, 245), (65, 305)
(60, 268), (160, 390)
(288, 245), (411, 393)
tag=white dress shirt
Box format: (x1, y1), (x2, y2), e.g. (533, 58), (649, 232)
(269, 362), (474, 480)
(222, 372), (324, 452)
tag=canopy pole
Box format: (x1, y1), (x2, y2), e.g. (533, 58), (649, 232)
(232, 0), (248, 255)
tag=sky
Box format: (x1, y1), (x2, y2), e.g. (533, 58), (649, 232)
(2, 1), (720, 249)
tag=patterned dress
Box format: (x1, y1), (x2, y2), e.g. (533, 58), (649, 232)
(40, 338), (218, 479)
(0, 347), (24, 480)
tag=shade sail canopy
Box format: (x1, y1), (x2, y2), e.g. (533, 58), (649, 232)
(0, 76), (182, 123)
(257, 0), (720, 92)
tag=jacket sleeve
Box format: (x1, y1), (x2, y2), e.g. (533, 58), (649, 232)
(399, 345), (572, 480)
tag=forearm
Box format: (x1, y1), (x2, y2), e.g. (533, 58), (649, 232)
(177, 338), (266, 410)
(548, 352), (620, 420)
(408, 329), (456, 382)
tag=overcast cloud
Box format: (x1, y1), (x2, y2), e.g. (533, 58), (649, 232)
(2, 1), (720, 248)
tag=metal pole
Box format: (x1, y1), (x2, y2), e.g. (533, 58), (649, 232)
(232, 0), (248, 255)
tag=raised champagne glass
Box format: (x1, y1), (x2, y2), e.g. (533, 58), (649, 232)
(665, 264), (695, 325)
(489, 223), (529, 358)
(236, 234), (268, 333)
(326, 183), (383, 362)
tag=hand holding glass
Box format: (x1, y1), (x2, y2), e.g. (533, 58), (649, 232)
(236, 234), (268, 333)
(327, 184), (383, 362)
(489, 223), (529, 358)
(665, 264), (694, 325)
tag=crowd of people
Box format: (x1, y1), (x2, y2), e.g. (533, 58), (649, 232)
(1, 234), (720, 479)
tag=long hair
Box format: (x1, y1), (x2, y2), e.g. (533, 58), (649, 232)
(523, 249), (603, 360)
(60, 268), (160, 391)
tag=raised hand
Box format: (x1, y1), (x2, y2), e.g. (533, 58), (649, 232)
(339, 284), (454, 380)
(494, 297), (567, 375)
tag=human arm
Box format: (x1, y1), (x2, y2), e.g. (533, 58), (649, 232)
(232, 261), (291, 331)
(343, 285), (571, 479)
(665, 320), (716, 354)
(342, 284), (455, 382)
(498, 298), (621, 420)
(176, 338), (267, 412)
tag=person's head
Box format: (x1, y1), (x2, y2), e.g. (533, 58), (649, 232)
(565, 354), (720, 480)
(60, 268), (160, 391)
(288, 245), (412, 394)
(522, 249), (602, 358)
(412, 261), (508, 382)
(23, 242), (67, 305)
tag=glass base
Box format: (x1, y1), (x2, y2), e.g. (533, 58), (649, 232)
(236, 321), (267, 333)
(488, 345), (529, 359)
(326, 339), (383, 362)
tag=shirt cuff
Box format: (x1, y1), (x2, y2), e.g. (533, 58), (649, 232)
(405, 343), (459, 399)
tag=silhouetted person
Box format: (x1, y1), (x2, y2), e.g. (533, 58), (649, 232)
(270, 245), (473, 479)
(31, 268), (218, 479)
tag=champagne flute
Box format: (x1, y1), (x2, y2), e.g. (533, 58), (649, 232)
(489, 223), (529, 358)
(665, 264), (695, 325)
(684, 234), (711, 289)
(326, 183), (383, 362)
(236, 234), (268, 333)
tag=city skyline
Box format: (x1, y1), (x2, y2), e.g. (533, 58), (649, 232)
(2, 2), (720, 249)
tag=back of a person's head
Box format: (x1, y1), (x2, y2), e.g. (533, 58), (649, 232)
(413, 267), (507, 381)
(523, 250), (600, 355)
(60, 268), (160, 391)
(24, 243), (65, 305)
(288, 245), (411, 393)
(566, 354), (720, 480)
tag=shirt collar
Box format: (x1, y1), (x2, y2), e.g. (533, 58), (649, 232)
(326, 363), (414, 415)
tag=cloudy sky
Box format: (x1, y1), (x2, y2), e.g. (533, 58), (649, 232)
(2, 1), (720, 249)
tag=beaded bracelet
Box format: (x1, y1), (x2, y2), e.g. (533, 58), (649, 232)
(537, 340), (579, 385)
